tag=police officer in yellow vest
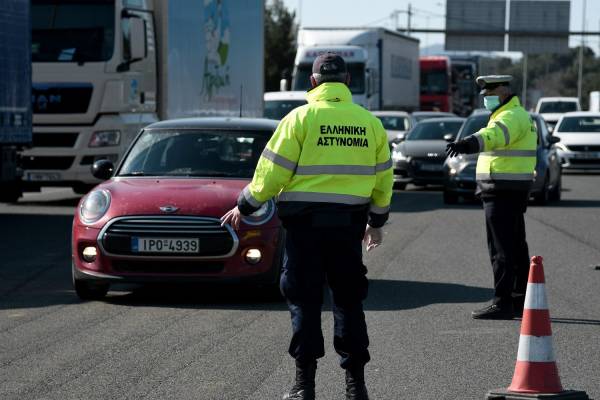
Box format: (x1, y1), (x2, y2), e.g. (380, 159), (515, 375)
(446, 75), (537, 320)
(221, 53), (393, 400)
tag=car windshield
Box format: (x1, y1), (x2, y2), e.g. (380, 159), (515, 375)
(556, 116), (600, 133)
(293, 63), (365, 94)
(377, 116), (409, 131)
(457, 115), (488, 140)
(413, 113), (453, 123)
(119, 129), (271, 178)
(264, 100), (306, 120)
(407, 120), (464, 141)
(32, 0), (115, 62)
(420, 70), (449, 94)
(539, 101), (578, 114)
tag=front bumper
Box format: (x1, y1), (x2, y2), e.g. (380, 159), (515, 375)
(72, 222), (283, 285)
(557, 149), (600, 170)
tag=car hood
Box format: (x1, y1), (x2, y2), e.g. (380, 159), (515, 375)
(553, 132), (600, 146)
(92, 177), (247, 218)
(396, 140), (448, 158)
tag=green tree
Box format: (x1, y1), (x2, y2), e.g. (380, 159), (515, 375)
(264, 0), (297, 92)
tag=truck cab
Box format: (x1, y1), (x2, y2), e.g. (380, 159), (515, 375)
(420, 56), (452, 113)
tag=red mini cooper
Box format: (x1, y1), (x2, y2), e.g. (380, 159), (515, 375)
(71, 118), (283, 300)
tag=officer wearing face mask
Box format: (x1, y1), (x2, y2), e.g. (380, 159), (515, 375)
(446, 75), (537, 319)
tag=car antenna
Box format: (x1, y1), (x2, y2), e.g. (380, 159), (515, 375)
(239, 84), (243, 118)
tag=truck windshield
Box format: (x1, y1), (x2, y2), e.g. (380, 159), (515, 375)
(32, 0), (115, 62)
(421, 70), (449, 95)
(293, 63), (365, 94)
(538, 102), (578, 114)
(119, 130), (271, 178)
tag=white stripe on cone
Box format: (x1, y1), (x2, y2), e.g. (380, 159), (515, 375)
(524, 283), (549, 310)
(517, 335), (556, 362)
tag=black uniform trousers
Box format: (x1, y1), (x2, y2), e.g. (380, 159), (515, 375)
(481, 191), (531, 306)
(279, 218), (370, 370)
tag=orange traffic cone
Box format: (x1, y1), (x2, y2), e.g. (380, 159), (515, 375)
(486, 256), (589, 400)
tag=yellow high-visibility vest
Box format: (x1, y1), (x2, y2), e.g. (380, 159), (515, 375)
(243, 82), (393, 215)
(473, 96), (537, 192)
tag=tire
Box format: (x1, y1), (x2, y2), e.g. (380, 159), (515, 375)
(393, 182), (407, 190)
(549, 172), (562, 202)
(443, 190), (459, 204)
(72, 265), (109, 301)
(533, 174), (550, 205)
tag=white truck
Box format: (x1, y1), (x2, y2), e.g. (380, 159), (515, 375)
(290, 27), (420, 111)
(25, 0), (264, 195)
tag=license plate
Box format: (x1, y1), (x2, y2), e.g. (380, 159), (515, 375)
(132, 237), (200, 253)
(572, 152), (600, 159)
(419, 164), (442, 171)
(26, 172), (61, 181)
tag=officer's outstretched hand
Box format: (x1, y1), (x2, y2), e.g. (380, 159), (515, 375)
(221, 206), (241, 230)
(364, 225), (383, 252)
(445, 140), (468, 158)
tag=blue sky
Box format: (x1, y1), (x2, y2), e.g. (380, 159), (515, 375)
(281, 0), (600, 56)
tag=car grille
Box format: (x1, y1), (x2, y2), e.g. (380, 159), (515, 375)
(100, 216), (237, 258)
(409, 157), (446, 178)
(567, 145), (600, 152)
(21, 156), (75, 170)
(32, 133), (78, 147)
(111, 260), (225, 274)
(569, 159), (600, 165)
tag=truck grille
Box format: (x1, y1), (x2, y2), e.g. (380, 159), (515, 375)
(21, 156), (74, 170)
(100, 216), (237, 258)
(32, 133), (78, 147)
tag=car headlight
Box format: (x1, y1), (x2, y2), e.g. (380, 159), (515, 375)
(241, 199), (275, 226)
(79, 190), (111, 224)
(555, 142), (569, 152)
(89, 130), (121, 147)
(392, 149), (407, 162)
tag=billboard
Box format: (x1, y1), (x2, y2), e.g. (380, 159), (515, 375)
(508, 1), (570, 54)
(445, 0), (506, 51)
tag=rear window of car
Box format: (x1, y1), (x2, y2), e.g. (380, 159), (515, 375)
(407, 120), (464, 140)
(556, 116), (600, 133)
(119, 129), (271, 178)
(538, 101), (578, 114)
(377, 116), (409, 131)
(264, 100), (306, 120)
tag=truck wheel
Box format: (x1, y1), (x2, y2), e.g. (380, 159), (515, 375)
(443, 190), (459, 204)
(0, 183), (22, 203)
(72, 265), (109, 300)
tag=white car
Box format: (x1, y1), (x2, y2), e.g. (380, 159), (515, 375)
(372, 110), (412, 144)
(535, 97), (581, 132)
(263, 91), (307, 120)
(553, 112), (600, 170)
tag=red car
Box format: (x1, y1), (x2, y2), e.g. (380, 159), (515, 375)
(71, 118), (284, 300)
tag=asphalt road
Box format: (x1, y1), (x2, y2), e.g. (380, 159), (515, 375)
(1, 178), (599, 400)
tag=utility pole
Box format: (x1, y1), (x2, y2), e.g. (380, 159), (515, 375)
(522, 53), (528, 108)
(577, 0), (586, 104)
(407, 3), (412, 35)
(391, 4), (413, 34)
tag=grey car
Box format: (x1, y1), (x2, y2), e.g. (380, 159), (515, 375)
(442, 112), (562, 204)
(391, 117), (465, 189)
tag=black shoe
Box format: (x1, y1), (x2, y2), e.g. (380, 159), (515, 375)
(283, 361), (316, 400)
(513, 295), (525, 318)
(471, 303), (514, 320)
(345, 368), (369, 400)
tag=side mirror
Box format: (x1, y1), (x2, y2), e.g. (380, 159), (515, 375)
(547, 135), (560, 144)
(92, 159), (115, 180)
(443, 134), (455, 142)
(129, 17), (146, 60)
(279, 78), (288, 92)
(395, 133), (406, 142)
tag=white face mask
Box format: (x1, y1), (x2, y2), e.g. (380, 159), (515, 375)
(484, 96), (501, 111)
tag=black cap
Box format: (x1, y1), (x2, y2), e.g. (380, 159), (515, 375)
(312, 52), (347, 75)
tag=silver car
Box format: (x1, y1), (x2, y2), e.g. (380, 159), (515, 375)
(553, 112), (600, 170)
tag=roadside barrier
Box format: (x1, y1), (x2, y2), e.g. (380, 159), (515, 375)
(485, 256), (589, 399)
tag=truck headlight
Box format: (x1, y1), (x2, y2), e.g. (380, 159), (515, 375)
(241, 199), (275, 226)
(80, 190), (111, 224)
(89, 130), (121, 147)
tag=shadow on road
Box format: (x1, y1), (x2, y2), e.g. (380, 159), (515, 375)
(391, 189), (480, 213)
(545, 199), (600, 208)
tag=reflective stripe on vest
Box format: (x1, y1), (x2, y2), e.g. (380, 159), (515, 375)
(375, 158), (393, 172)
(474, 133), (485, 152)
(481, 150), (537, 157)
(296, 165), (375, 175)
(370, 203), (390, 214)
(243, 186), (263, 207)
(476, 172), (534, 181)
(278, 191), (371, 204)
(496, 121), (511, 145)
(261, 148), (297, 171)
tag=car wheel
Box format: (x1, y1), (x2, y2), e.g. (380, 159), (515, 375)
(72, 266), (109, 301)
(549, 173), (562, 202)
(393, 182), (407, 190)
(443, 190), (459, 204)
(533, 174), (550, 205)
